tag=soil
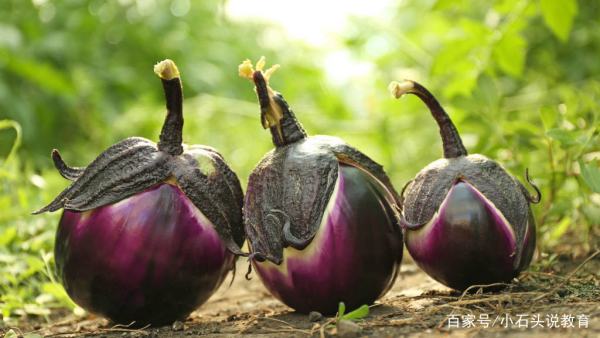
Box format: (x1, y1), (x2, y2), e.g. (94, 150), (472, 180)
(3, 250), (599, 338)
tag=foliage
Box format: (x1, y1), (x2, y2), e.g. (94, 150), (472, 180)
(0, 121), (74, 324)
(337, 302), (370, 321)
(337, 0), (599, 248)
(0, 0), (598, 325)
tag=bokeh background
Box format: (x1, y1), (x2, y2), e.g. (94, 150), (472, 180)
(0, 0), (598, 323)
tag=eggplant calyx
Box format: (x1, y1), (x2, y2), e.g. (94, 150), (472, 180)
(155, 59), (184, 156)
(522, 168), (542, 204)
(267, 209), (313, 250)
(399, 213), (429, 230)
(389, 80), (467, 159)
(52, 149), (84, 181)
(244, 252), (266, 280)
(239, 57), (307, 147)
(331, 142), (402, 210)
(36, 61), (247, 258)
(245, 251), (277, 280)
(397, 179), (416, 211)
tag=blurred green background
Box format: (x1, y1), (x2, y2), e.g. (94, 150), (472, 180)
(0, 0), (598, 324)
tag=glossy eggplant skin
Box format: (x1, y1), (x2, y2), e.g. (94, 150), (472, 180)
(250, 164), (403, 314)
(55, 183), (235, 326)
(404, 179), (535, 291)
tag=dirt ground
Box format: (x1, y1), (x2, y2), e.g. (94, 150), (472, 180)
(4, 249), (599, 337)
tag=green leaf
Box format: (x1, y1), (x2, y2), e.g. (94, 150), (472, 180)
(433, 0), (468, 10)
(579, 160), (600, 193)
(42, 282), (77, 308)
(549, 217), (571, 242)
(493, 32), (526, 76)
(337, 302), (346, 318)
(341, 304), (369, 321)
(0, 226), (17, 246)
(3, 330), (18, 338)
(582, 204), (600, 224)
(540, 0), (578, 42)
(545, 128), (581, 146)
(540, 107), (557, 130)
(0, 52), (74, 95)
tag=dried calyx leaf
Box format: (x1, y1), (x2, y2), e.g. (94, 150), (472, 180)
(52, 149), (84, 181)
(34, 59), (245, 255)
(242, 59), (402, 264)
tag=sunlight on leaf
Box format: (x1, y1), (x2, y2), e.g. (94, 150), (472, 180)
(540, 0), (578, 42)
(539, 107), (557, 130)
(579, 160), (600, 193)
(549, 217), (571, 243)
(493, 32), (526, 77)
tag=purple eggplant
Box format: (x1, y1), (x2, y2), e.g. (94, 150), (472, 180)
(389, 80), (540, 291)
(34, 60), (244, 325)
(239, 58), (403, 314)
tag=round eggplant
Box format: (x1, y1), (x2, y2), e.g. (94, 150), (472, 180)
(34, 60), (245, 325)
(389, 80), (540, 291)
(240, 58), (403, 314)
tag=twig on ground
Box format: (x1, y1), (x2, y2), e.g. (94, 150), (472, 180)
(259, 316), (303, 328)
(458, 283), (512, 301)
(243, 316), (311, 336)
(46, 321), (150, 337)
(262, 327), (311, 335)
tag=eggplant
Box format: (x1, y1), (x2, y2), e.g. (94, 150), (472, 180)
(239, 58), (403, 314)
(389, 80), (540, 291)
(34, 60), (245, 325)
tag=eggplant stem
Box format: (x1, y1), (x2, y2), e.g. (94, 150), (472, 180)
(253, 71), (307, 147)
(389, 80), (468, 158)
(524, 168), (542, 204)
(240, 58), (307, 147)
(52, 149), (85, 181)
(253, 71), (279, 131)
(155, 59), (184, 156)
